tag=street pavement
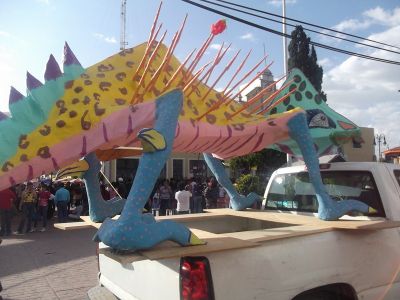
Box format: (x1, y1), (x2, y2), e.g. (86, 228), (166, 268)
(0, 217), (98, 300)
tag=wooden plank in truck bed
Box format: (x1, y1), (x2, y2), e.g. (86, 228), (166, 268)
(55, 209), (400, 259)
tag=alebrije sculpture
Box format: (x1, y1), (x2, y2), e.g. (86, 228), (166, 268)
(0, 4), (373, 250)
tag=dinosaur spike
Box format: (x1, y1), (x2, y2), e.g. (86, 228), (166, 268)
(9, 86), (24, 104)
(44, 54), (62, 81)
(0, 111), (9, 121)
(223, 55), (270, 107)
(64, 42), (82, 67)
(248, 78), (293, 115)
(26, 72), (43, 90)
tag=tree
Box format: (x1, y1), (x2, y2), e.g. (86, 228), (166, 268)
(288, 26), (327, 101)
(229, 149), (286, 177)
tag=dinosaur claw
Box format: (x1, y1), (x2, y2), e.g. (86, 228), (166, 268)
(189, 232), (206, 246)
(138, 128), (166, 152)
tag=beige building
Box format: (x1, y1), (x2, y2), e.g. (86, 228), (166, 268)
(240, 69), (276, 111)
(103, 153), (215, 183)
(340, 127), (375, 162)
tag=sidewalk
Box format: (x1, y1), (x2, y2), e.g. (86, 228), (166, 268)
(0, 214), (98, 300)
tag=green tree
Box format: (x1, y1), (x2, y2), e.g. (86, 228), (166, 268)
(235, 174), (263, 195)
(229, 149), (286, 176)
(288, 25), (327, 101)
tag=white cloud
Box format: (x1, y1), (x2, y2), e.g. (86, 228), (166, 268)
(319, 58), (333, 68)
(268, 0), (297, 7)
(333, 19), (372, 32)
(0, 31), (10, 38)
(332, 6), (400, 33)
(93, 33), (117, 44)
(209, 43), (233, 52)
(363, 7), (400, 27)
(323, 25), (400, 148)
(240, 33), (255, 41)
(36, 0), (50, 4)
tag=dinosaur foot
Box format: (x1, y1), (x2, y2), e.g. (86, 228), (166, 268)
(93, 214), (205, 251)
(317, 195), (374, 221)
(230, 192), (261, 211)
(89, 198), (127, 223)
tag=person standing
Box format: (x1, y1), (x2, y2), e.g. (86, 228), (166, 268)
(204, 177), (219, 209)
(54, 183), (70, 222)
(15, 182), (37, 234)
(218, 185), (227, 208)
(159, 180), (172, 216)
(34, 184), (54, 231)
(0, 187), (16, 236)
(191, 179), (204, 213)
(117, 177), (128, 199)
(175, 184), (192, 214)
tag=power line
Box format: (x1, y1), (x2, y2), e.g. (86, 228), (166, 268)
(198, 0), (400, 56)
(214, 0), (400, 52)
(181, 0), (400, 66)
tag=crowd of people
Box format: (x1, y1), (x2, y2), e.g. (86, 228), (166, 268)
(0, 180), (89, 236)
(0, 176), (229, 236)
(149, 177), (230, 216)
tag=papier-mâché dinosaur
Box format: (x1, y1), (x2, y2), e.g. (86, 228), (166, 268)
(0, 11), (373, 251)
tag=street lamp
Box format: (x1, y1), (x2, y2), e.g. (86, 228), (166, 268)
(374, 134), (387, 162)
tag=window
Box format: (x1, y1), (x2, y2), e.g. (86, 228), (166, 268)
(117, 158), (139, 180)
(265, 170), (385, 217)
(189, 159), (207, 178)
(117, 158), (166, 180)
(173, 159), (184, 180)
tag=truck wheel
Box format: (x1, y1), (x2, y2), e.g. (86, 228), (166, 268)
(292, 283), (357, 300)
(294, 290), (353, 300)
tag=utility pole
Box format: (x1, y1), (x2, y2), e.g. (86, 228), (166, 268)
(120, 0), (127, 50)
(282, 0), (288, 75)
(282, 0), (292, 166)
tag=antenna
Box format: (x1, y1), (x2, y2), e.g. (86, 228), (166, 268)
(120, 0), (128, 50)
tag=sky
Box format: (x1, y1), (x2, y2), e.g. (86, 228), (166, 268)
(0, 0), (399, 151)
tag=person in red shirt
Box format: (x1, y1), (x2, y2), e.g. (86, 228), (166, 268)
(34, 184), (54, 232)
(0, 187), (16, 236)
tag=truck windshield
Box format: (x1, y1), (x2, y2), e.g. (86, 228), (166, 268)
(265, 170), (385, 217)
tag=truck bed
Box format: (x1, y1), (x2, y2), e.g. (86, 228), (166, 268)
(55, 209), (400, 263)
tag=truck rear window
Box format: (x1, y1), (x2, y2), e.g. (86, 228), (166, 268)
(265, 170), (385, 217)
(394, 170), (400, 188)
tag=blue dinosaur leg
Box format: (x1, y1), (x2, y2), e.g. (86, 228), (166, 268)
(94, 90), (196, 250)
(203, 153), (260, 210)
(287, 113), (368, 220)
(84, 152), (126, 222)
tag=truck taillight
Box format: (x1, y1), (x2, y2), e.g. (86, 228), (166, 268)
(180, 256), (214, 300)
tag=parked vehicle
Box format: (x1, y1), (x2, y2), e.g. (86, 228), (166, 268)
(89, 162), (400, 300)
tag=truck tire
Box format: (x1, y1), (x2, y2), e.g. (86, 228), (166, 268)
(292, 283), (357, 300)
(294, 291), (341, 300)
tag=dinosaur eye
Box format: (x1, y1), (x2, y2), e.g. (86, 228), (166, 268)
(309, 113), (329, 128)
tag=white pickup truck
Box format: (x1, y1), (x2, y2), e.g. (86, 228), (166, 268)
(89, 162), (400, 300)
